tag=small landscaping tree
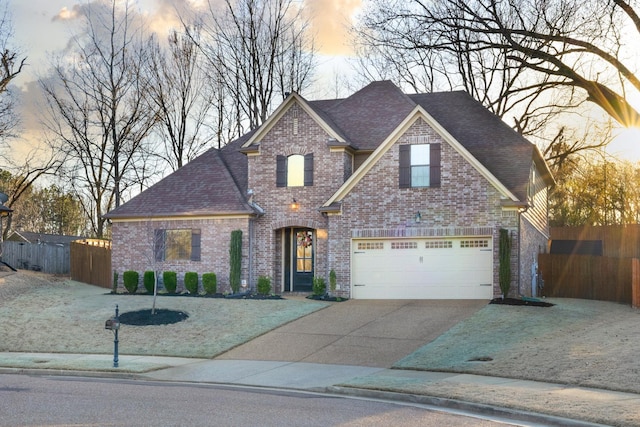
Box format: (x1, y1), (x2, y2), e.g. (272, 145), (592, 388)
(229, 229), (242, 293)
(143, 271), (155, 294)
(257, 275), (271, 295)
(184, 272), (199, 294)
(203, 272), (217, 295)
(499, 228), (512, 299)
(163, 271), (178, 294)
(123, 270), (139, 294)
(329, 269), (337, 295)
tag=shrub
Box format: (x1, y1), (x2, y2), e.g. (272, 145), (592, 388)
(312, 276), (326, 296)
(499, 228), (512, 298)
(329, 269), (337, 294)
(203, 273), (217, 295)
(229, 230), (242, 293)
(112, 271), (118, 294)
(123, 270), (139, 294)
(185, 272), (199, 294)
(143, 271), (155, 294)
(257, 276), (271, 295)
(163, 271), (177, 294)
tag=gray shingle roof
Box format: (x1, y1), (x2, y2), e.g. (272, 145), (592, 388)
(104, 135), (255, 219)
(410, 91), (540, 201)
(105, 81), (550, 219)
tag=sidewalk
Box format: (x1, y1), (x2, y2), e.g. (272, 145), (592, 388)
(0, 352), (635, 426)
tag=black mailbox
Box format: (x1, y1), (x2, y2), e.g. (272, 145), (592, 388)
(105, 317), (120, 331)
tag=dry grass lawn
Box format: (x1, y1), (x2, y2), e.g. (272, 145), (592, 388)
(0, 271), (328, 358)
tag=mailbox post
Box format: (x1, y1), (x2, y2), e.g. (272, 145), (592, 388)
(104, 304), (120, 368)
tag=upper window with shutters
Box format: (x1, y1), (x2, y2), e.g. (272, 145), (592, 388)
(399, 143), (441, 188)
(276, 153), (313, 187)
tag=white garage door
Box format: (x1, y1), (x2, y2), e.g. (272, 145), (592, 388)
(351, 237), (493, 299)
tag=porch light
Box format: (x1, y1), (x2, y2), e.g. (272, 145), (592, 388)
(291, 199), (299, 210)
(415, 211), (422, 223)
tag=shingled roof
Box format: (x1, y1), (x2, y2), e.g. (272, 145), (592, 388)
(105, 81), (551, 219)
(104, 134), (255, 219)
(410, 90), (552, 201)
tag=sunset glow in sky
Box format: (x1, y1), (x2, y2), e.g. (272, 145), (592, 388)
(6, 0), (640, 162)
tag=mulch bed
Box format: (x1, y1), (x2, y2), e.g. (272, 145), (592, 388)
(490, 297), (554, 307)
(113, 291), (283, 300)
(306, 294), (349, 302)
(118, 308), (189, 326)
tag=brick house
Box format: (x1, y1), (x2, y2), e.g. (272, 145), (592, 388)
(104, 81), (554, 299)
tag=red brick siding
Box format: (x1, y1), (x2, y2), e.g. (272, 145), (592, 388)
(327, 118), (516, 298)
(248, 103), (344, 290)
(111, 218), (249, 293)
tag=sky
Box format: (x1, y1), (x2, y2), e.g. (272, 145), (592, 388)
(9, 0), (360, 84)
(7, 0), (361, 159)
(5, 0), (640, 163)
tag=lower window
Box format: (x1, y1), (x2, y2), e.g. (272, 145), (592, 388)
(154, 229), (201, 261)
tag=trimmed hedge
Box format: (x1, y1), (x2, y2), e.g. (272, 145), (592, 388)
(123, 270), (139, 294)
(184, 272), (198, 294)
(203, 273), (217, 295)
(163, 271), (177, 294)
(143, 271), (155, 294)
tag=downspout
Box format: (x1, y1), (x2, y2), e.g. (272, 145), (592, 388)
(517, 205), (529, 296)
(248, 216), (254, 290)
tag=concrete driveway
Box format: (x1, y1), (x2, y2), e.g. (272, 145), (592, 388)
(215, 299), (487, 368)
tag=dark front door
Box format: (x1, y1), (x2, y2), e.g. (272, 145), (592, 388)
(292, 228), (314, 291)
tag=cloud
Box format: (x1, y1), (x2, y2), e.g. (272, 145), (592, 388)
(304, 0), (361, 56)
(51, 5), (83, 22)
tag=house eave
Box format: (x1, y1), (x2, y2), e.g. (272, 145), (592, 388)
(105, 211), (256, 222)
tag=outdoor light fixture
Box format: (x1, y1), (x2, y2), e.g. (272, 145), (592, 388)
(291, 199), (299, 210)
(415, 211), (422, 223)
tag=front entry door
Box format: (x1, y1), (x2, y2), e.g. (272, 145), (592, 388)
(292, 228), (314, 291)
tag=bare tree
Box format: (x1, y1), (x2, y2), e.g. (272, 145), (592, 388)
(146, 28), (216, 170)
(0, 148), (62, 239)
(40, 0), (157, 238)
(0, 1), (25, 151)
(195, 0), (316, 136)
(356, 0), (640, 128)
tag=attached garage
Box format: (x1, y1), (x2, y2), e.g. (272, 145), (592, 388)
(351, 237), (494, 299)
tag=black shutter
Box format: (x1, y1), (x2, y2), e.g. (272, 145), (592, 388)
(304, 153), (313, 186)
(190, 229), (201, 261)
(276, 155), (287, 187)
(399, 145), (411, 188)
(430, 143), (441, 187)
(154, 229), (165, 261)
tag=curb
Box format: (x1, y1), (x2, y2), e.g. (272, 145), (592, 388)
(0, 367), (146, 381)
(326, 386), (611, 427)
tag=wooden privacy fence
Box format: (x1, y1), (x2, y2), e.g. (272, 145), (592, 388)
(538, 254), (640, 307)
(2, 241), (70, 274)
(70, 239), (112, 289)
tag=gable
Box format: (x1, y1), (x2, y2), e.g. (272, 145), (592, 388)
(242, 93), (347, 150)
(323, 107), (521, 208)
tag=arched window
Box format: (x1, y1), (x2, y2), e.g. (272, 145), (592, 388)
(276, 153), (314, 187)
(287, 154), (304, 187)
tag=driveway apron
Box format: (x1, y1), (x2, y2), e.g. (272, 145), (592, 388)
(215, 299), (487, 368)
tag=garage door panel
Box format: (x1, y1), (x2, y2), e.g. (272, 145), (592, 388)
(352, 237), (493, 299)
